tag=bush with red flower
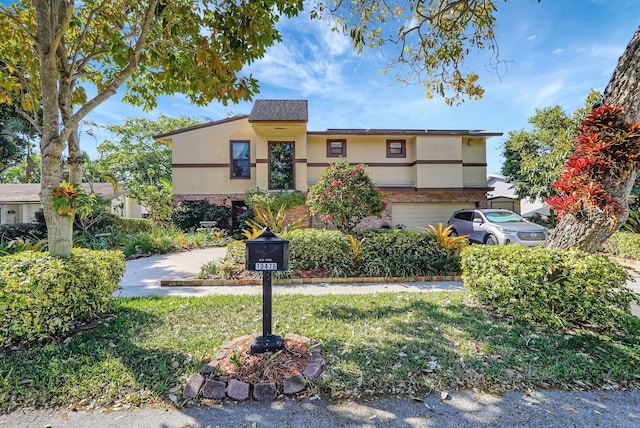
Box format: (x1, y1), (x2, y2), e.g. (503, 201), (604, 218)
(306, 158), (386, 233)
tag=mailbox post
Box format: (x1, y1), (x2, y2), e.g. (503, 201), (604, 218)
(245, 228), (289, 354)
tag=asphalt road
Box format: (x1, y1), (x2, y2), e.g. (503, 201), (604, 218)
(3, 389), (640, 427)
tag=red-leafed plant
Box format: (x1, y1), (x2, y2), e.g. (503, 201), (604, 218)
(546, 105), (640, 221)
(544, 104), (640, 252)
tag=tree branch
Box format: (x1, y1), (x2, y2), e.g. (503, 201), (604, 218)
(60, 0), (160, 144)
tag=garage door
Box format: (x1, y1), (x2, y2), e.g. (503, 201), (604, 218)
(392, 202), (475, 231)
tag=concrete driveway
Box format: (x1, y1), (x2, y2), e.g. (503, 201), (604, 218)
(117, 247), (226, 297)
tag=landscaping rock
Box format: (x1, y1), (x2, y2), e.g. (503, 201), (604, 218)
(310, 349), (323, 364)
(183, 373), (205, 399)
(302, 362), (323, 380)
(227, 379), (250, 401)
(253, 382), (277, 401)
(201, 361), (218, 375)
(202, 379), (226, 400)
(283, 374), (306, 395)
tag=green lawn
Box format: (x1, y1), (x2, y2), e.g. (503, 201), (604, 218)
(1, 291), (639, 412)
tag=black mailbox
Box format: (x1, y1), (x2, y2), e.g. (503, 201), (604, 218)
(245, 228), (288, 272)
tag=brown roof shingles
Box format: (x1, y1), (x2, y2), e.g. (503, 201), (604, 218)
(249, 100), (308, 122)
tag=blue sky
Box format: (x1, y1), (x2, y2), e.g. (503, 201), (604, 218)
(83, 0), (640, 175)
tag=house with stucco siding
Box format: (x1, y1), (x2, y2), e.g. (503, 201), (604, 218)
(155, 99), (502, 230)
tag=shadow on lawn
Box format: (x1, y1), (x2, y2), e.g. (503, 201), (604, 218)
(0, 302), (192, 413)
(311, 293), (640, 395)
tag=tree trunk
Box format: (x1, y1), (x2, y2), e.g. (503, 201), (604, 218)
(544, 169), (637, 252)
(41, 151), (74, 257)
(545, 25), (640, 252)
(35, 1), (74, 257)
(604, 26), (640, 124)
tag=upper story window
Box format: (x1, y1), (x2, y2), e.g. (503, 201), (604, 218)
(230, 140), (250, 179)
(386, 140), (406, 158)
(326, 139), (346, 157)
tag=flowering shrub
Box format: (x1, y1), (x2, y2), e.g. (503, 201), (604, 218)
(546, 105), (640, 221)
(306, 159), (385, 233)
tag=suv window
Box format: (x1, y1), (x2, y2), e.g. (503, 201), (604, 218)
(472, 212), (484, 222)
(454, 211), (473, 221)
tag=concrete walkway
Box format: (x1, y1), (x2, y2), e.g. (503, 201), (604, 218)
(117, 246), (466, 298)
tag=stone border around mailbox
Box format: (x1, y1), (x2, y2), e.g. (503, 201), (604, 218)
(162, 275), (462, 286)
(182, 333), (324, 402)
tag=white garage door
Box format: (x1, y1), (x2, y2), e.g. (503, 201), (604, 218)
(392, 202), (475, 231)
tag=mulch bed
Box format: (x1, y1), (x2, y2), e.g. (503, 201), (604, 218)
(213, 334), (314, 389)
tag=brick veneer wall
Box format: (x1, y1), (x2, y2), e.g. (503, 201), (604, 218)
(173, 194), (246, 207)
(173, 188), (488, 230)
(173, 194), (312, 228)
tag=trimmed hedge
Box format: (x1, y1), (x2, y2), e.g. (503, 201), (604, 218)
(0, 249), (125, 348)
(282, 229), (353, 277)
(461, 245), (639, 332)
(604, 231), (640, 260)
(352, 229), (458, 276)
(111, 216), (152, 235)
(281, 228), (460, 277)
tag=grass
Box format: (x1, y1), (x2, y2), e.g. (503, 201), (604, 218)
(1, 291), (640, 412)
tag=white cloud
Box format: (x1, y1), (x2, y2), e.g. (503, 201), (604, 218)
(528, 35), (537, 40)
(552, 48), (564, 55)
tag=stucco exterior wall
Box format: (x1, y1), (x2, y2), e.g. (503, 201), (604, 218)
(462, 138), (488, 187)
(172, 117), (257, 195)
(307, 134), (417, 186)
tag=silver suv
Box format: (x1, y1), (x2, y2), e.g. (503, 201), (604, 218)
(447, 208), (548, 246)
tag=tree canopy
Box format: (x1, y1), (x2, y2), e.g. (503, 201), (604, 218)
(501, 90), (601, 201)
(0, 0), (303, 256)
(315, 0), (509, 105)
(95, 115), (201, 224)
(0, 102), (38, 180)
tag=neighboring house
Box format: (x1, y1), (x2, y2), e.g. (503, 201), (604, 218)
(0, 182), (144, 224)
(486, 174), (549, 217)
(155, 99), (503, 231)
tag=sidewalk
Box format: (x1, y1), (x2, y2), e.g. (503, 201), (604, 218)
(117, 246), (466, 298)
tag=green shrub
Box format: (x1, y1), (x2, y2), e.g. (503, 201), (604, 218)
(111, 216), (152, 235)
(352, 229), (459, 276)
(461, 245), (639, 332)
(0, 223), (47, 242)
(122, 227), (182, 257)
(603, 231), (640, 260)
(0, 249), (125, 347)
(245, 189), (306, 211)
(282, 229), (353, 277)
(0, 237), (46, 256)
(172, 200), (231, 231)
